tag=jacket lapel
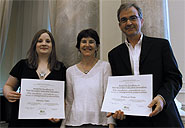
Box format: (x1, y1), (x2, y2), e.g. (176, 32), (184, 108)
(140, 35), (153, 65)
(119, 43), (132, 72)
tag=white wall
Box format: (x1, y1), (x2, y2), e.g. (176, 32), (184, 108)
(168, 0), (185, 89)
(168, 0), (185, 109)
(99, 0), (122, 61)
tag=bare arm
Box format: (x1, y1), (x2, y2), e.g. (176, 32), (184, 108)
(3, 75), (21, 102)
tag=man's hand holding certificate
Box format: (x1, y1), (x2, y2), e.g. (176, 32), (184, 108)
(19, 79), (65, 119)
(101, 75), (153, 116)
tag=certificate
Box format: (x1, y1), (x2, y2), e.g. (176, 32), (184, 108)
(18, 79), (65, 119)
(101, 74), (153, 116)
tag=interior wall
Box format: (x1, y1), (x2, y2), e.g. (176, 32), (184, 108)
(168, 0), (185, 107)
(99, 0), (122, 61)
(168, 0), (185, 85)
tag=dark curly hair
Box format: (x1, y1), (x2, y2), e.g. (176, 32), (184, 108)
(76, 28), (100, 50)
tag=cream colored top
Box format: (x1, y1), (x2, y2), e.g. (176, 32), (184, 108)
(61, 60), (115, 127)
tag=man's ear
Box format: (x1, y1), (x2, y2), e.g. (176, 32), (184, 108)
(141, 18), (144, 27)
(119, 22), (122, 30)
(119, 22), (121, 27)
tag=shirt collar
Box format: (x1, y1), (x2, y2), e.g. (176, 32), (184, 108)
(124, 33), (143, 47)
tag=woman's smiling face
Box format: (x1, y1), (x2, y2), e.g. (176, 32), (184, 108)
(79, 37), (97, 57)
(36, 33), (52, 56)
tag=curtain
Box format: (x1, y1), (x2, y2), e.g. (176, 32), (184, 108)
(0, 0), (13, 64)
(49, 0), (99, 67)
(0, 0), (49, 90)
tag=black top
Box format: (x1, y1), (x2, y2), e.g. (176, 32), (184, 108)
(8, 59), (66, 127)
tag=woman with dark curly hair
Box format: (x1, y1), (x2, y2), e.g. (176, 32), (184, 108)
(61, 28), (115, 128)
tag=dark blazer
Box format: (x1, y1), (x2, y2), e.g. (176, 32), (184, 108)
(108, 35), (184, 127)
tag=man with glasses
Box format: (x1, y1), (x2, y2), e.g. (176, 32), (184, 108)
(107, 3), (184, 127)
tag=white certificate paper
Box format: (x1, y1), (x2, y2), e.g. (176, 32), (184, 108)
(101, 74), (153, 116)
(18, 79), (65, 119)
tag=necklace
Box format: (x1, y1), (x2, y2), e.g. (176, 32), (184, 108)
(84, 70), (89, 74)
(37, 64), (49, 78)
(80, 59), (97, 74)
(39, 72), (46, 78)
(81, 64), (89, 74)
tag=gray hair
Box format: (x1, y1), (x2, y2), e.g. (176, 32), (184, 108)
(117, 3), (143, 22)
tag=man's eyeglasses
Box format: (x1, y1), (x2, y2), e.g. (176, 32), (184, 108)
(120, 15), (139, 23)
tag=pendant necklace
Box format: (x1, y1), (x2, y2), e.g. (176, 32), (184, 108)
(37, 64), (49, 78)
(39, 72), (46, 78)
(81, 59), (97, 74)
(81, 64), (89, 74)
(84, 70), (89, 74)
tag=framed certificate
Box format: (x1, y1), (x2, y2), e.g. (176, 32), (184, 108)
(18, 79), (65, 119)
(101, 74), (153, 116)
